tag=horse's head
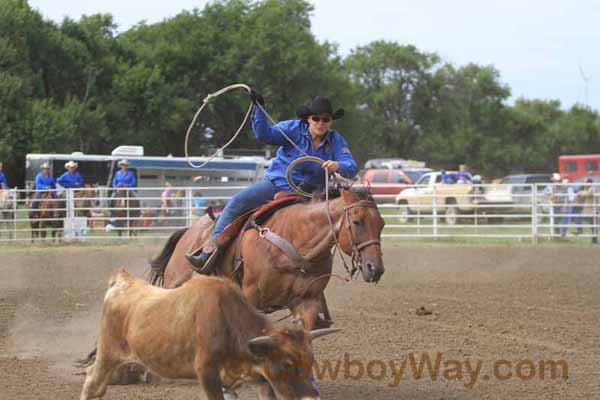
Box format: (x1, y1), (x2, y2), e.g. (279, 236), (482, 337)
(39, 192), (59, 218)
(112, 189), (129, 206)
(337, 187), (385, 283)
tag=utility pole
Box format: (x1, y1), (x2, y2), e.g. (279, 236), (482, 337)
(579, 65), (591, 107)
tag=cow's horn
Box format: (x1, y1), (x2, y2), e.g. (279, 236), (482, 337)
(310, 328), (342, 340)
(248, 336), (276, 347)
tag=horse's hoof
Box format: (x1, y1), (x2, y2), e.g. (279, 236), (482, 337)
(314, 317), (333, 329)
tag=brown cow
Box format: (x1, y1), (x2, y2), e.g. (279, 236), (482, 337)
(80, 269), (338, 400)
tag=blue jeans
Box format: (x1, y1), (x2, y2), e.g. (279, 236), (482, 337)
(559, 206), (573, 236)
(211, 180), (278, 240)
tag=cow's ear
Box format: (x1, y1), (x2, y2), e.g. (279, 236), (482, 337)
(248, 336), (277, 358)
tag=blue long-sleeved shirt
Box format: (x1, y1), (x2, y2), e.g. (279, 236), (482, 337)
(34, 172), (56, 190)
(252, 106), (358, 191)
(57, 171), (84, 188)
(0, 172), (7, 189)
(456, 171), (472, 183)
(112, 170), (137, 188)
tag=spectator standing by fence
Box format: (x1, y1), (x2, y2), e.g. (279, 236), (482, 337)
(545, 173), (563, 236)
(559, 178), (576, 237)
(456, 164), (472, 183)
(160, 182), (172, 213)
(574, 178), (597, 243)
(0, 162), (8, 189)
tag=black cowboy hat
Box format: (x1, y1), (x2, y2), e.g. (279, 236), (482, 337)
(296, 96), (344, 120)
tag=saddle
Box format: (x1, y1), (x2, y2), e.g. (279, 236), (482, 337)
(193, 192), (306, 280)
(203, 193), (305, 251)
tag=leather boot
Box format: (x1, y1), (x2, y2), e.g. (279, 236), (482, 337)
(185, 241), (219, 275)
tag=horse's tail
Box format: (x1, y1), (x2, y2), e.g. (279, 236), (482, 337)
(148, 227), (188, 287)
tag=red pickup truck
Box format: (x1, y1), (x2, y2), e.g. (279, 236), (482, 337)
(361, 169), (418, 202)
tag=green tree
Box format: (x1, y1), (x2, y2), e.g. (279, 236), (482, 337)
(345, 40), (441, 160)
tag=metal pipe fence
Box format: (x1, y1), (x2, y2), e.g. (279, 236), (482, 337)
(0, 183), (597, 243)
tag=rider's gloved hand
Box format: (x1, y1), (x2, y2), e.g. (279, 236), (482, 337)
(249, 88), (265, 106)
(322, 160), (340, 173)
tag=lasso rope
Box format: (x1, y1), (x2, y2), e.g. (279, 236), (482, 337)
(184, 84), (254, 169)
(184, 83), (311, 170)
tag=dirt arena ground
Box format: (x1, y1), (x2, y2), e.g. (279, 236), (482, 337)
(1, 242), (599, 399)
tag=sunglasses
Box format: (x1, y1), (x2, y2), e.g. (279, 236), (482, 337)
(310, 115), (331, 123)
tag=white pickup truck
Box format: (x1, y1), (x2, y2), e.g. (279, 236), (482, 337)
(394, 171), (481, 225)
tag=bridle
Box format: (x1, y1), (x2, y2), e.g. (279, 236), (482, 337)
(327, 196), (382, 279)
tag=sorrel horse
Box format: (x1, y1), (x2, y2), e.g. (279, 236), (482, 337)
(29, 191), (64, 242)
(110, 189), (141, 237)
(149, 187), (385, 330)
(73, 186), (98, 218)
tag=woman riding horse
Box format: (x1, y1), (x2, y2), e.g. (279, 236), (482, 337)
(31, 162), (56, 214)
(186, 92), (358, 272)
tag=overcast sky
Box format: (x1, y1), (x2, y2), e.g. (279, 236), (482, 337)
(29, 0), (600, 110)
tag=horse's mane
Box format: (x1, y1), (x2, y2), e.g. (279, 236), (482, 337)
(309, 185), (373, 203)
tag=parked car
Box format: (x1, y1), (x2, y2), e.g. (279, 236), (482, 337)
(394, 171), (480, 225)
(402, 167), (434, 183)
(574, 175), (600, 184)
(364, 158), (427, 169)
(482, 174), (552, 213)
(361, 169), (413, 202)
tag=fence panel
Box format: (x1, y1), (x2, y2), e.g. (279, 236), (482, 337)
(0, 183), (598, 243)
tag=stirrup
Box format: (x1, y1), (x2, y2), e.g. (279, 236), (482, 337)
(188, 250), (219, 275)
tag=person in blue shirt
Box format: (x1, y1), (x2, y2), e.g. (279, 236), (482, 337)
(192, 191), (206, 217)
(186, 92), (358, 271)
(32, 162), (56, 212)
(111, 159), (137, 198)
(0, 162), (8, 190)
(441, 170), (454, 184)
(455, 164), (472, 183)
(57, 161), (84, 189)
